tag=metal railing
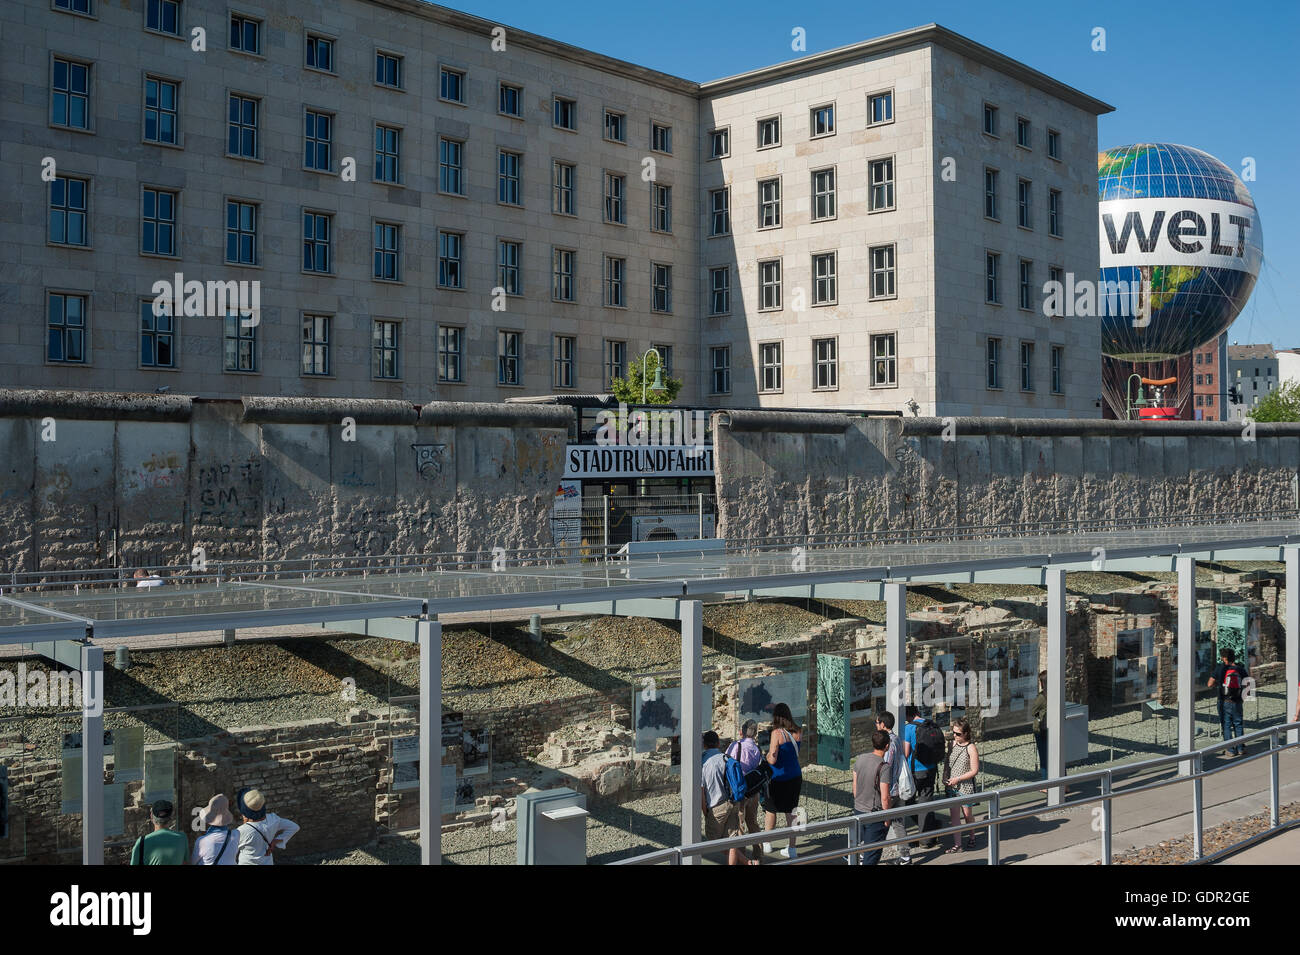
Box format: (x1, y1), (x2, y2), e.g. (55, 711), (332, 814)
(613, 721), (1300, 865)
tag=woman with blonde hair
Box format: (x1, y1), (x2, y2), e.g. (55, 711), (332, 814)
(944, 717), (980, 853)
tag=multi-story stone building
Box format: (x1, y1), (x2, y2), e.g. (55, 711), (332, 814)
(1227, 343), (1279, 420)
(1192, 332), (1226, 421)
(2, 0), (1112, 416)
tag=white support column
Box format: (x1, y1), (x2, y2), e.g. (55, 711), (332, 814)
(679, 599), (703, 863)
(1046, 568), (1067, 807)
(1177, 556), (1196, 773)
(81, 644), (104, 866)
(1287, 547), (1299, 745)
(885, 583), (907, 724)
(418, 618), (441, 866)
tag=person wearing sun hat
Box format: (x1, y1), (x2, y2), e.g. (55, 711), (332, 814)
(235, 787), (300, 865)
(192, 794), (239, 865)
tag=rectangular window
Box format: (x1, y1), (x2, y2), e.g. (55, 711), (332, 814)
(373, 320), (400, 380)
(1207, 373), (1213, 385)
(437, 231), (463, 289)
(984, 168), (998, 220)
(375, 51), (402, 89)
(1018, 178), (1032, 229)
(651, 183), (672, 233)
(553, 97), (576, 130)
(870, 244), (896, 300)
(871, 333), (896, 387)
(229, 13), (261, 54)
(306, 34), (333, 72)
(709, 267), (730, 316)
(810, 103), (835, 137)
(869, 90), (893, 126)
(1047, 128), (1061, 160)
(604, 172), (626, 223)
(1019, 259), (1033, 310)
(603, 255), (624, 307)
(553, 248), (576, 302)
(1047, 265), (1064, 316)
(709, 187), (730, 236)
(651, 122), (672, 154)
(223, 311), (256, 372)
(759, 341), (783, 393)
(758, 178), (781, 229)
(302, 211), (330, 273)
(987, 337), (1002, 389)
(49, 175), (88, 247)
(814, 337), (838, 390)
(499, 83), (522, 117)
(709, 127), (729, 159)
(143, 76), (178, 144)
(373, 221), (400, 281)
(498, 150), (522, 205)
(140, 300), (175, 368)
(604, 110), (626, 143)
(140, 186), (176, 256)
(983, 103), (998, 137)
(227, 94), (258, 158)
(439, 67), (465, 104)
(552, 161), (575, 215)
(374, 124), (400, 183)
(604, 340), (626, 388)
(301, 314), (329, 376)
(498, 330), (521, 386)
(812, 251), (837, 305)
(1049, 189), (1062, 237)
(439, 138), (463, 195)
(710, 346), (731, 395)
(869, 157), (894, 212)
(47, 292), (87, 364)
(1020, 340), (1035, 391)
(652, 263), (672, 313)
(985, 251), (1001, 304)
(812, 168), (836, 221)
(1196, 394), (1204, 408)
(1016, 116), (1031, 149)
(759, 259), (782, 310)
(52, 58), (90, 130)
(437, 325), (463, 382)
(1197, 374), (1204, 386)
(55, 0), (92, 13)
(303, 109), (332, 170)
(758, 116), (780, 148)
(553, 335), (575, 388)
(1051, 345), (1064, 394)
(497, 240), (521, 296)
(224, 199), (257, 265)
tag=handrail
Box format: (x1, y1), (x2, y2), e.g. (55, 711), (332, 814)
(612, 721), (1300, 865)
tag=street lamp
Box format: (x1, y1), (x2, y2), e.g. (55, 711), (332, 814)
(641, 347), (666, 405)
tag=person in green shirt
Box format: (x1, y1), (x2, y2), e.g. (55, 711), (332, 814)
(129, 800), (188, 865)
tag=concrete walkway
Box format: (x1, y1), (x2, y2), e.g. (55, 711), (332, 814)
(1215, 826), (1300, 864)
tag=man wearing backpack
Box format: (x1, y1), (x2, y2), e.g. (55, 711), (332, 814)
(701, 731), (743, 865)
(1208, 647), (1248, 757)
(725, 720), (765, 865)
(902, 705), (943, 847)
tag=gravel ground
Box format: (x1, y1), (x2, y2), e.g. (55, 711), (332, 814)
(1108, 802), (1300, 865)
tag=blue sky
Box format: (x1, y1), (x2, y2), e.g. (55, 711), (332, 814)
(445, 0), (1298, 349)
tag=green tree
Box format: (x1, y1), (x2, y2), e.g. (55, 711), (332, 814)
(610, 352), (683, 406)
(1249, 380), (1300, 422)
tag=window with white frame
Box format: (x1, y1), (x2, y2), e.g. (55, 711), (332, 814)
(47, 292), (87, 364)
(710, 346), (731, 394)
(306, 34), (334, 72)
(303, 210), (330, 273)
(498, 150), (522, 205)
(759, 341), (783, 393)
(50, 176), (88, 246)
(373, 221), (400, 281)
(553, 335), (575, 388)
(987, 337), (1002, 389)
(652, 263), (672, 313)
(1018, 178), (1032, 229)
(867, 157), (894, 212)
(709, 187), (730, 236)
(497, 240), (521, 296)
(604, 172), (626, 223)
(983, 102), (998, 136)
(1016, 116), (1031, 149)
(651, 183), (672, 232)
(498, 330), (521, 385)
(437, 231), (463, 289)
(985, 251), (1000, 304)
(984, 168), (998, 220)
(812, 252), (837, 305)
(301, 314), (329, 376)
(604, 340), (626, 388)
(553, 161), (576, 215)
(812, 168), (836, 220)
(869, 90), (893, 126)
(146, 0), (181, 35)
(437, 325), (463, 382)
(373, 320), (399, 379)
(814, 337), (838, 390)
(143, 76), (178, 144)
(869, 244), (896, 300)
(499, 83), (522, 117)
(604, 110), (625, 143)
(141, 300), (176, 368)
(1047, 128), (1060, 160)
(227, 93), (258, 158)
(1049, 189), (1062, 237)
(553, 97), (577, 130)
(374, 124), (400, 182)
(553, 248), (576, 302)
(651, 121), (672, 153)
(439, 67), (465, 104)
(758, 178), (781, 228)
(1020, 340), (1035, 391)
(759, 259), (782, 310)
(55, 0), (92, 14)
(1019, 259), (1033, 310)
(709, 267), (730, 315)
(223, 311), (256, 372)
(304, 109), (332, 171)
(603, 255), (625, 307)
(709, 127), (729, 159)
(810, 103), (835, 137)
(376, 51), (402, 89)
(439, 138), (464, 195)
(225, 199), (257, 265)
(758, 116), (780, 148)
(1051, 345), (1064, 394)
(141, 186), (176, 256)
(871, 333), (896, 387)
(230, 13), (261, 54)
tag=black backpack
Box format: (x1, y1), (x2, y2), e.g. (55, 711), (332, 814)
(911, 720), (945, 770)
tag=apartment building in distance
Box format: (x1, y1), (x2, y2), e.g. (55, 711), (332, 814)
(2, 0), (1112, 416)
(1227, 343), (1279, 420)
(1191, 332), (1226, 421)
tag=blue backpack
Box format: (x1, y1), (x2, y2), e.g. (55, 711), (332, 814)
(724, 741), (772, 804)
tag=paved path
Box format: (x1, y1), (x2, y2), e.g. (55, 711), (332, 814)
(1215, 826), (1300, 864)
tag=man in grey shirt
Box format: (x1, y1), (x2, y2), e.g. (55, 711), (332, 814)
(851, 730), (893, 865)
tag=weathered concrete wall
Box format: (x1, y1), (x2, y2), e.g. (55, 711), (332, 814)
(0, 391), (569, 574)
(713, 412), (1300, 539)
